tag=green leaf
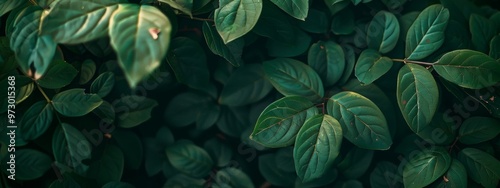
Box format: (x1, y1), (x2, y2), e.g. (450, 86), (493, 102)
(37, 60), (78, 89)
(330, 7), (354, 35)
(294, 114), (342, 182)
(324, 0), (350, 15)
(102, 181), (135, 188)
(52, 123), (92, 175)
(10, 6), (57, 78)
(79, 59), (96, 85)
(113, 130), (143, 170)
(52, 89), (103, 117)
(435, 159), (467, 188)
(165, 140), (214, 178)
(458, 148), (500, 188)
(219, 64), (273, 106)
(307, 40), (345, 87)
(215, 167), (254, 188)
(275, 147), (295, 173)
(338, 45), (356, 86)
(113, 95), (158, 128)
(490, 35), (500, 60)
(109, 4), (172, 88)
(337, 147), (374, 179)
(1, 149), (51, 180)
(159, 0), (193, 17)
(370, 161), (403, 188)
(266, 29), (312, 58)
(253, 4), (295, 43)
(163, 174), (205, 188)
(40, 0), (121, 44)
(434, 49), (500, 89)
(87, 144), (124, 186)
(259, 154), (296, 187)
(216, 106), (247, 137)
(397, 64), (439, 133)
(250, 96), (319, 147)
(93, 101), (115, 124)
(90, 72), (115, 98)
(270, 0), (308, 20)
(298, 9), (329, 34)
(0, 0), (26, 17)
(164, 92), (213, 127)
(202, 21), (244, 67)
(19, 101), (53, 141)
(470, 14), (496, 53)
(367, 11), (400, 53)
(403, 147), (452, 188)
(399, 11), (420, 42)
(48, 174), (80, 188)
(354, 49), (392, 85)
(327, 91), (392, 150)
(405, 4), (449, 60)
(214, 0), (262, 44)
(458, 116), (500, 145)
(264, 58), (324, 102)
(203, 139), (233, 167)
(380, 0), (407, 9)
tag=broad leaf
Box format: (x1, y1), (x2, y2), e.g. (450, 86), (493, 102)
(337, 147), (374, 179)
(405, 4), (449, 60)
(338, 45), (356, 86)
(270, 0), (308, 20)
(215, 167), (254, 188)
(458, 148), (500, 188)
(164, 92), (213, 127)
(109, 4), (172, 88)
(202, 21), (243, 67)
(113, 95), (158, 128)
(266, 29), (312, 58)
(397, 64), (439, 133)
(458, 116), (500, 145)
(216, 106), (248, 138)
(52, 89), (103, 117)
(37, 60), (78, 89)
(434, 49), (500, 89)
(331, 7), (354, 35)
(19, 101), (53, 141)
(259, 154), (296, 187)
(79, 59), (96, 85)
(307, 40), (345, 87)
(219, 64), (273, 106)
(159, 0), (193, 17)
(165, 141), (214, 178)
(294, 114), (342, 182)
(435, 159), (467, 188)
(381, 0), (407, 9)
(203, 139), (233, 167)
(253, 4), (295, 43)
(354, 49), (392, 85)
(164, 174), (205, 188)
(264, 58), (324, 102)
(490, 35), (500, 60)
(298, 9), (329, 34)
(52, 123), (92, 175)
(214, 0), (262, 43)
(0, 149), (51, 180)
(0, 0), (26, 17)
(251, 96), (319, 148)
(113, 130), (143, 170)
(403, 147), (452, 188)
(367, 10), (400, 53)
(90, 72), (115, 98)
(41, 0), (121, 44)
(10, 6), (57, 78)
(327, 91), (392, 150)
(470, 13), (496, 53)
(370, 161), (403, 188)
(87, 144), (124, 185)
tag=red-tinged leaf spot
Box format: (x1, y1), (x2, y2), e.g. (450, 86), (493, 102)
(320, 45), (325, 49)
(104, 133), (112, 139)
(490, 96), (495, 102)
(402, 100), (407, 105)
(149, 28), (160, 40)
(426, 39), (430, 43)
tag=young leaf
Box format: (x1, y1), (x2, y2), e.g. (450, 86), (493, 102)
(405, 4), (449, 60)
(158, 0), (193, 17)
(109, 4), (172, 88)
(327, 91), (392, 150)
(308, 40), (345, 87)
(294, 114), (342, 182)
(214, 0), (262, 44)
(354, 49), (392, 85)
(79, 59), (96, 85)
(165, 141), (214, 178)
(219, 64), (273, 106)
(52, 89), (103, 117)
(435, 159), (467, 188)
(403, 147), (451, 188)
(90, 72), (115, 98)
(19, 101), (53, 141)
(202, 21), (244, 67)
(113, 95), (158, 128)
(434, 49), (500, 89)
(264, 58), (324, 102)
(52, 123), (92, 176)
(397, 64), (439, 133)
(86, 144), (124, 186)
(40, 0), (121, 44)
(10, 6), (57, 78)
(270, 0), (308, 20)
(215, 167), (254, 188)
(367, 11), (400, 53)
(458, 148), (500, 188)
(458, 116), (500, 145)
(37, 60), (78, 89)
(470, 14), (496, 53)
(0, 149), (51, 180)
(250, 96), (319, 148)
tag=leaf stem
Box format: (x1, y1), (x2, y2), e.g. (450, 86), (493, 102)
(36, 83), (51, 103)
(391, 58), (436, 66)
(449, 137), (459, 153)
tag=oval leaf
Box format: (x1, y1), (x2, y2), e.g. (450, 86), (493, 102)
(37, 60), (78, 89)
(1, 149), (51, 180)
(367, 10), (400, 53)
(250, 96), (319, 148)
(202, 21), (243, 67)
(90, 72), (115, 98)
(19, 100), (53, 141)
(458, 116), (500, 145)
(370, 161), (403, 188)
(327, 91), (392, 150)
(87, 144), (124, 185)
(219, 64), (272, 106)
(52, 123), (92, 175)
(405, 4), (449, 60)
(165, 141), (214, 178)
(79, 59), (96, 85)
(434, 49), (500, 89)
(264, 58), (324, 102)
(403, 147), (452, 188)
(109, 4), (172, 88)
(458, 148), (500, 188)
(52, 89), (103, 117)
(215, 167), (254, 188)
(354, 49), (392, 85)
(214, 0), (262, 44)
(158, 0), (193, 17)
(397, 64), (438, 133)
(307, 40), (345, 87)
(436, 159), (467, 188)
(470, 13), (496, 53)
(294, 114), (342, 182)
(113, 95), (158, 128)
(270, 0), (308, 20)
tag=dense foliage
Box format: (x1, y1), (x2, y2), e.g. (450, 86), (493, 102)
(1, 0), (500, 187)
